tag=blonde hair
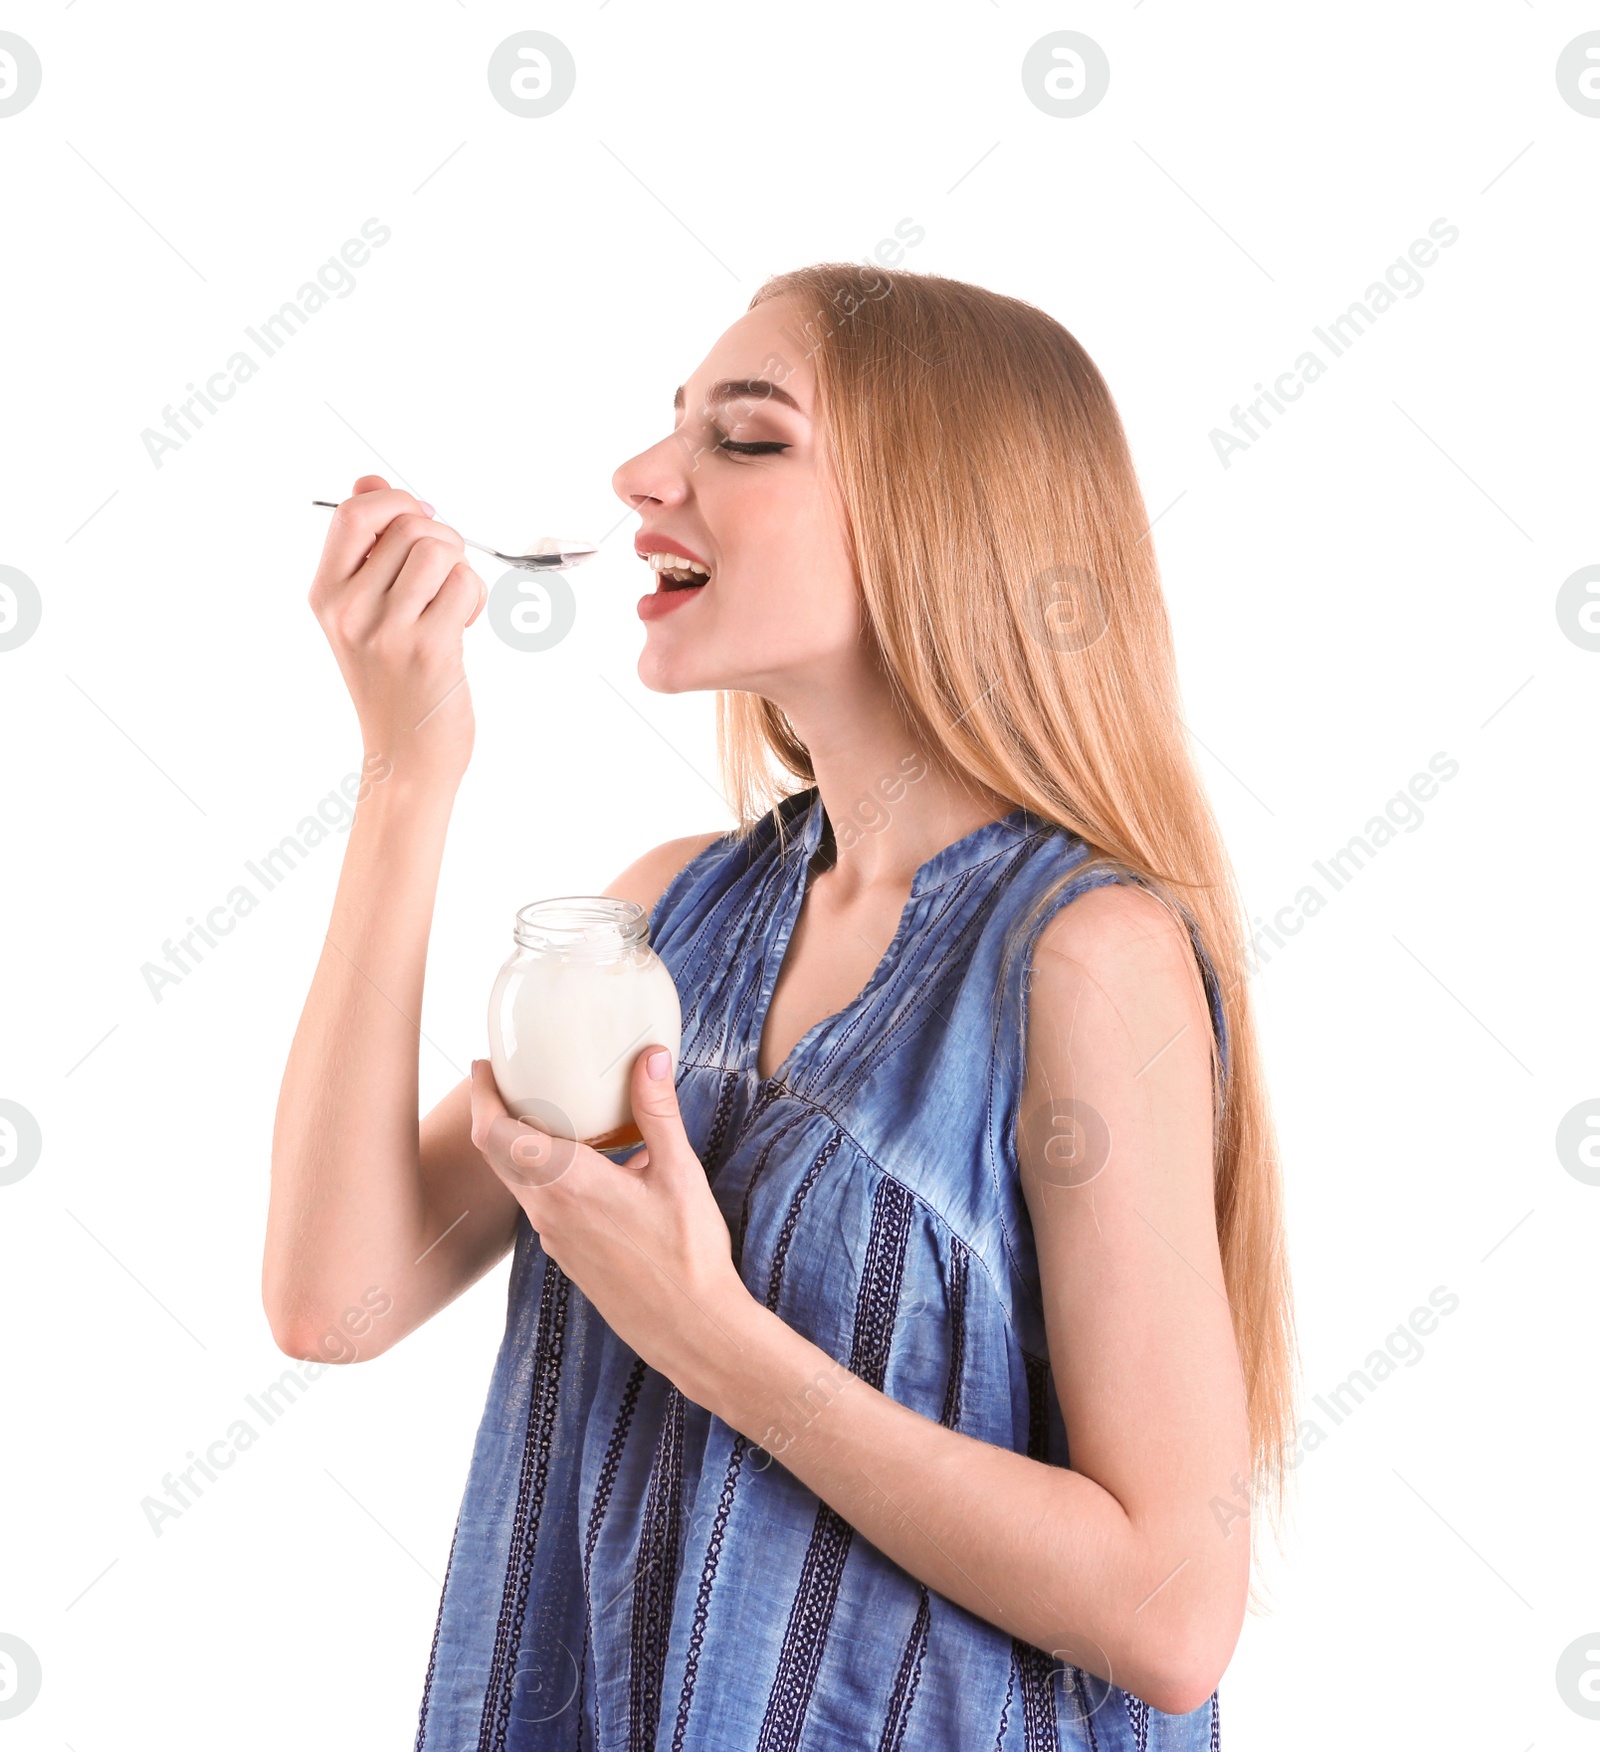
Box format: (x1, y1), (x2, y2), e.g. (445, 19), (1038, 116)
(716, 264), (1297, 1600)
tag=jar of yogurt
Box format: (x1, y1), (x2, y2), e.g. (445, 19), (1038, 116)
(487, 897), (682, 1151)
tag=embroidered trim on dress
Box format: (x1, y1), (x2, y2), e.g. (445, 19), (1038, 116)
(763, 1130), (842, 1311)
(756, 1176), (914, 1752)
(876, 1586), (932, 1752)
(1123, 1691), (1151, 1750)
(668, 1432), (750, 1752)
(627, 1386), (687, 1752)
(940, 1238), (970, 1432)
(412, 1511), (461, 1750)
(699, 1070), (740, 1175)
(476, 1261), (572, 1752)
(573, 1357), (648, 1751)
(735, 1099), (810, 1269)
(994, 1652), (1017, 1751)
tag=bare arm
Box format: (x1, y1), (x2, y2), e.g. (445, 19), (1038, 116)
(263, 483), (722, 1363)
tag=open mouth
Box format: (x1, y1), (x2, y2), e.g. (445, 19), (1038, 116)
(647, 552), (712, 593)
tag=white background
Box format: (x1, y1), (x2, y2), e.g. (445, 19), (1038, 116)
(2, 3), (1595, 1746)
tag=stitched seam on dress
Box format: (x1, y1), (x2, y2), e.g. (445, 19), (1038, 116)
(669, 816), (794, 1047)
(648, 831), (735, 959)
(412, 1510), (462, 1750)
(627, 1387), (687, 1752)
(984, 856), (1123, 1313)
(1211, 1688), (1221, 1750)
(812, 861), (987, 1091)
(755, 1177), (913, 1752)
(727, 1103), (1035, 1366)
(987, 851), (1221, 1326)
(721, 1096), (1055, 1387)
(726, 865), (802, 1050)
(659, 790), (811, 1018)
(804, 839), (1036, 1118)
(668, 1431), (749, 1752)
(827, 854), (1026, 1099)
(476, 1262), (571, 1752)
(795, 828), (1047, 1090)
(724, 803), (822, 1061)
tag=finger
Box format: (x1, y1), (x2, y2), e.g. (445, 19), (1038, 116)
(353, 513), (464, 599)
(418, 558), (486, 632)
(384, 533), (472, 622)
(318, 489), (435, 587)
(468, 1058), (509, 1148)
(629, 1045), (688, 1172)
(470, 1061), (579, 1188)
(352, 475), (390, 495)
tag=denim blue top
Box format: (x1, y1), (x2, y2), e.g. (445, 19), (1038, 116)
(415, 785), (1228, 1752)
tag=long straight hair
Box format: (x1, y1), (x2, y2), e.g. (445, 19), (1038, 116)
(716, 264), (1297, 1587)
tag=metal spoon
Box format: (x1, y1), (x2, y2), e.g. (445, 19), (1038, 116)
(310, 501), (598, 572)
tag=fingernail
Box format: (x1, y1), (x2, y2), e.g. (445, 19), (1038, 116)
(419, 500), (436, 518)
(647, 1049), (671, 1080)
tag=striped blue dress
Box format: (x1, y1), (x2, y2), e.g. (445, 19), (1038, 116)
(415, 785), (1228, 1750)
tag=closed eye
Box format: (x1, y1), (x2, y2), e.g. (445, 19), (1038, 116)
(717, 439), (789, 456)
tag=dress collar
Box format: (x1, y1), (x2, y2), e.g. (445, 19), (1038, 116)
(789, 786), (1047, 897)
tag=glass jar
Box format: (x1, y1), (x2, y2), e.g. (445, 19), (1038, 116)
(487, 896), (682, 1151)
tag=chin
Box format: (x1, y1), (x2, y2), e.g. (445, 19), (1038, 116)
(635, 642), (715, 696)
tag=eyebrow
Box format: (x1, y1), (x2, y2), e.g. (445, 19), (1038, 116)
(672, 378), (806, 416)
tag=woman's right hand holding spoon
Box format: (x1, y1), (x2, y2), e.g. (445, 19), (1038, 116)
(307, 475), (487, 789)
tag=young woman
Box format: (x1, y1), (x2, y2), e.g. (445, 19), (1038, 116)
(266, 263), (1295, 1751)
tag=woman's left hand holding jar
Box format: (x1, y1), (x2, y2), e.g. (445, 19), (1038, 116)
(468, 1052), (759, 1396)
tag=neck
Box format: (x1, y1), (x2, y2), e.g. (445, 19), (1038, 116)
(775, 657), (1014, 897)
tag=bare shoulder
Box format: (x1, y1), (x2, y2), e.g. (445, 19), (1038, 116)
(1027, 879), (1212, 1072)
(1033, 879), (1205, 990)
(603, 829), (729, 915)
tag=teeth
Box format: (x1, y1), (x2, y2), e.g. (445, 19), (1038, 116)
(646, 551), (710, 580)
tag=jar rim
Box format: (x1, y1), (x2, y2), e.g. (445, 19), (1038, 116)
(513, 895), (649, 953)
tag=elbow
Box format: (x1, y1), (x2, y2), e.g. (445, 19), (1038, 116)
(262, 1275), (400, 1364)
(1143, 1670), (1219, 1721)
(264, 1301), (393, 1366)
(1138, 1614), (1236, 1719)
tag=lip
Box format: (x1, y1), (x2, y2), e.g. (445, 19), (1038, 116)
(633, 532), (711, 571)
(634, 531), (712, 624)
(637, 580), (706, 623)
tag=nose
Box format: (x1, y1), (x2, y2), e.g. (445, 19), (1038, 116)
(612, 433), (691, 515)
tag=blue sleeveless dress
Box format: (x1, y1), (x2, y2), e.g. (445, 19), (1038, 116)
(415, 785), (1228, 1751)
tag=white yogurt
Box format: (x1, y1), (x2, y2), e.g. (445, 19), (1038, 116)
(487, 899), (682, 1148)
